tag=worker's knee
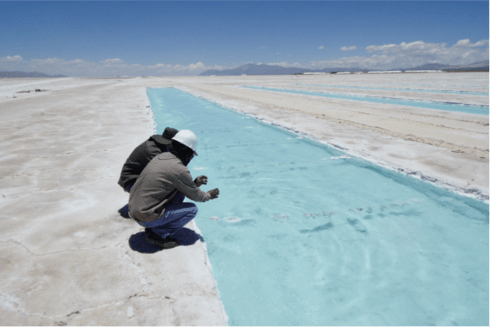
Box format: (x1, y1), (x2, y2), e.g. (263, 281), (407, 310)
(180, 202), (197, 216)
(189, 203), (198, 215)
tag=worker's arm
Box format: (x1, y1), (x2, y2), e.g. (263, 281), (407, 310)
(173, 171), (213, 202)
(195, 176), (219, 199)
(208, 188), (219, 199)
(194, 175), (208, 186)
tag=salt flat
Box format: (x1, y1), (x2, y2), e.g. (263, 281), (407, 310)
(0, 72), (488, 325)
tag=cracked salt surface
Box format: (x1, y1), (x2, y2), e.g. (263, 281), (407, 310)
(0, 78), (227, 326)
(149, 87), (488, 326)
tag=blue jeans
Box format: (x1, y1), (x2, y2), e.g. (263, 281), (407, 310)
(118, 181), (136, 218)
(137, 193), (198, 240)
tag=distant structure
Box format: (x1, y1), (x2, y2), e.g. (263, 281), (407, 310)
(368, 70), (403, 74)
(407, 70), (444, 73)
(303, 72), (327, 75)
(405, 63), (451, 71)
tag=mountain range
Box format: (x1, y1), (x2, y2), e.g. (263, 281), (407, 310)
(441, 60), (489, 72)
(1, 60), (487, 78)
(0, 71), (66, 78)
(199, 63), (367, 76)
(200, 60), (489, 76)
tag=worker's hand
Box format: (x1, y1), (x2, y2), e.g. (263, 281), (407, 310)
(194, 175), (208, 187)
(208, 188), (219, 200)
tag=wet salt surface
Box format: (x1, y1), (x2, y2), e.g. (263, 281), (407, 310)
(243, 86), (489, 115)
(148, 87), (488, 326)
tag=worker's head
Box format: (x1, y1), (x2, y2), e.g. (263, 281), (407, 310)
(162, 127), (179, 143)
(171, 130), (198, 166)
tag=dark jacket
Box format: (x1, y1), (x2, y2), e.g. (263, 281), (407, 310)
(118, 135), (170, 190)
(128, 152), (211, 222)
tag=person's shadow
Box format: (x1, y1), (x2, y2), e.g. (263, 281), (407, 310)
(128, 227), (204, 253)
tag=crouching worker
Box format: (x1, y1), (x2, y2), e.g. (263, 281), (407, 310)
(128, 130), (219, 250)
(117, 127), (179, 218)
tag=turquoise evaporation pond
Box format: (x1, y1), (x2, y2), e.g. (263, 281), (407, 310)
(297, 84), (489, 96)
(243, 86), (489, 116)
(147, 88), (489, 326)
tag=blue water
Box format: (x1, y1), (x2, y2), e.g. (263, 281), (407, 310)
(297, 84), (489, 96)
(243, 86), (489, 115)
(148, 88), (489, 326)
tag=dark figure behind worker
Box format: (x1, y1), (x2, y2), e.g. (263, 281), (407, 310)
(118, 127), (179, 217)
(128, 130), (219, 249)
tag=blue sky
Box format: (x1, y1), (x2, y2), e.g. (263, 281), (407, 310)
(0, 1), (488, 76)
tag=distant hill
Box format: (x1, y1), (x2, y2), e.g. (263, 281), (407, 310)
(200, 60), (488, 76)
(442, 60), (489, 72)
(404, 60), (489, 72)
(0, 70), (66, 78)
(199, 63), (309, 76)
(199, 63), (367, 76)
(405, 63), (452, 71)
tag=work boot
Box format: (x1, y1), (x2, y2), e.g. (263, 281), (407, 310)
(146, 229), (179, 250)
(118, 204), (130, 218)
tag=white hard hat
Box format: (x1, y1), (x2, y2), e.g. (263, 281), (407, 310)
(172, 130), (198, 156)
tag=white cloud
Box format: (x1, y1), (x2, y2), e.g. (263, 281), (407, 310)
(454, 39), (489, 48)
(100, 58), (125, 65)
(340, 46), (358, 51)
(318, 45), (325, 50)
(0, 55), (23, 62)
(365, 40), (447, 54)
(184, 62), (207, 71)
(2, 38), (487, 76)
(0, 55), (25, 71)
(0, 55), (225, 77)
(266, 61), (306, 68)
(311, 39), (489, 70)
(28, 58), (98, 73)
(474, 40), (489, 47)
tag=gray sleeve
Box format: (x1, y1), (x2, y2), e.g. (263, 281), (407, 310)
(173, 170), (211, 202)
